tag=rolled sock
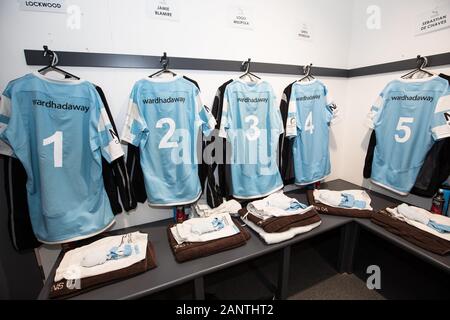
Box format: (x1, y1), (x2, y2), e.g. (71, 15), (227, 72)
(108, 244), (133, 260)
(397, 204), (430, 225)
(427, 220), (450, 233)
(339, 193), (355, 208)
(339, 193), (367, 209)
(353, 200), (367, 209)
(289, 201), (306, 211)
(81, 251), (108, 268)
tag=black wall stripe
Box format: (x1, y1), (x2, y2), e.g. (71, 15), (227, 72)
(24, 50), (450, 78)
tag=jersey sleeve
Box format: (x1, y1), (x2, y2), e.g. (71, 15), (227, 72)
(0, 83), (25, 157)
(121, 84), (148, 146)
(366, 89), (386, 129)
(324, 86), (340, 125)
(195, 87), (216, 136)
(285, 91), (298, 137)
(90, 89), (124, 163)
(431, 91), (450, 140)
(0, 90), (14, 156)
(218, 88), (232, 139)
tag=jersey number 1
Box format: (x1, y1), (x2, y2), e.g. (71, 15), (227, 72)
(43, 131), (63, 168)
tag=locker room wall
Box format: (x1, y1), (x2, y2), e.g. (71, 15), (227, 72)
(1, 0), (449, 280)
(339, 0), (450, 207)
(0, 0), (353, 278)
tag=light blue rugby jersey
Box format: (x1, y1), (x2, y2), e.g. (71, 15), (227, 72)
(0, 72), (123, 243)
(286, 80), (339, 185)
(218, 79), (284, 199)
(367, 76), (450, 195)
(121, 76), (215, 206)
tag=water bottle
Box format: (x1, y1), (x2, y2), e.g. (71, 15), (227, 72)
(430, 189), (445, 215)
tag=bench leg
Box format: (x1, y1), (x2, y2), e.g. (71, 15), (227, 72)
(276, 246), (291, 300)
(338, 222), (360, 274)
(193, 276), (205, 300)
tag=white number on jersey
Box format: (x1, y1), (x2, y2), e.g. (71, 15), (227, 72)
(156, 117), (178, 149)
(245, 115), (261, 141)
(305, 111), (314, 134)
(43, 131), (63, 168)
(394, 117), (414, 143)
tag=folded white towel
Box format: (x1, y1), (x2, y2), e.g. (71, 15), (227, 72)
(55, 232), (148, 282)
(313, 189), (373, 211)
(397, 204), (430, 225)
(242, 218), (322, 245)
(386, 205), (450, 241)
(171, 213), (239, 244)
(247, 192), (312, 219)
(193, 200), (242, 218)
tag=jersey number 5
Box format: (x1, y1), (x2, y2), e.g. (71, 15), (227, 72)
(395, 117), (414, 143)
(43, 131), (63, 168)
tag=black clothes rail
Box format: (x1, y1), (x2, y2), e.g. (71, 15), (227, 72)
(24, 50), (450, 78)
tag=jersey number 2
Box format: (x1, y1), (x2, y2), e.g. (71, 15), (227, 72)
(395, 117), (414, 143)
(156, 118), (178, 149)
(43, 131), (63, 168)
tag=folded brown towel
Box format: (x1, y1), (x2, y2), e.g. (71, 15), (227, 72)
(238, 208), (321, 233)
(168, 220), (250, 263)
(307, 190), (373, 218)
(371, 209), (450, 256)
(49, 238), (157, 299)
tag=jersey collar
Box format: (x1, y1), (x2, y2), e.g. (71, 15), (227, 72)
(32, 71), (85, 85)
(145, 75), (182, 83)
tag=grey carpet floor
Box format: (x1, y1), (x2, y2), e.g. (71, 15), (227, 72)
(288, 273), (384, 300)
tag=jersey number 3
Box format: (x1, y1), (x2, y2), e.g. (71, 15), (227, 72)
(394, 117), (414, 143)
(43, 131), (63, 168)
(245, 115), (261, 141)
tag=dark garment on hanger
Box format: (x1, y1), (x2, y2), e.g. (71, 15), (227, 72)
(363, 74), (450, 197)
(205, 79), (234, 207)
(3, 86), (136, 251)
(278, 82), (297, 185)
(95, 87), (136, 213)
(126, 76), (210, 205)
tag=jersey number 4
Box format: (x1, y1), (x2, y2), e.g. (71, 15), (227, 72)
(394, 117), (414, 143)
(43, 131), (63, 168)
(305, 112), (314, 134)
